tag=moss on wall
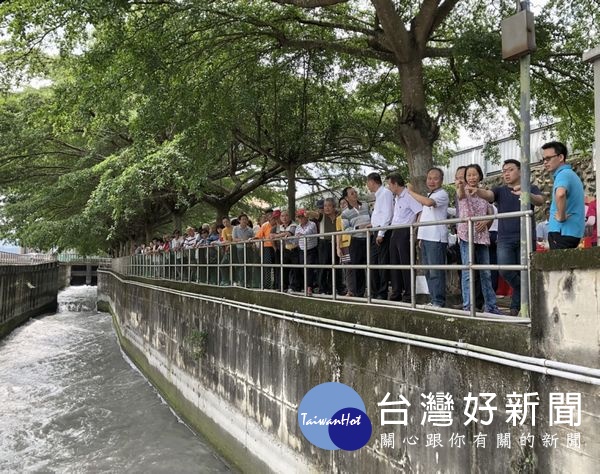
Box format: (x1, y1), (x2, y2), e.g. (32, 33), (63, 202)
(121, 273), (531, 356)
(532, 246), (600, 271)
(106, 304), (265, 474)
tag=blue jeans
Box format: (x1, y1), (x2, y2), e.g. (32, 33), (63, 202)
(459, 240), (497, 310)
(421, 240), (447, 307)
(497, 240), (520, 311)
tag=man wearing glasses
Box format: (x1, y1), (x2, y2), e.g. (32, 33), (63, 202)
(471, 159), (544, 316)
(541, 141), (585, 250)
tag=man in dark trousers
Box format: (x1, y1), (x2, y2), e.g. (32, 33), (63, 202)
(473, 159), (544, 316)
(366, 172), (394, 299)
(317, 197), (345, 295)
(386, 173), (422, 302)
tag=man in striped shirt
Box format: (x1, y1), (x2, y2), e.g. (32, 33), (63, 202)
(295, 209), (318, 295)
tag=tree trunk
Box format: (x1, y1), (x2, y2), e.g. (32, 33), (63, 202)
(397, 60), (439, 193)
(213, 201), (233, 223)
(172, 212), (183, 232)
(286, 164), (297, 217)
(145, 223), (153, 244)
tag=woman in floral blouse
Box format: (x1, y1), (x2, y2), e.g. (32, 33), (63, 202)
(456, 164), (503, 315)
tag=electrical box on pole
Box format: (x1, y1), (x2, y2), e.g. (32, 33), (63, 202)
(501, 10), (536, 60)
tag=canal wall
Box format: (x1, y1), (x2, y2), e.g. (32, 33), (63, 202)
(0, 263), (60, 340)
(98, 250), (600, 473)
(530, 248), (600, 474)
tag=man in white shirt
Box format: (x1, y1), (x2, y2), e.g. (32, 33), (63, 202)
(366, 172), (394, 299)
(386, 173), (422, 302)
(413, 167), (449, 307)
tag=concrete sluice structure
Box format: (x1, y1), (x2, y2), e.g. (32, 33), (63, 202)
(0, 263), (60, 339)
(98, 248), (600, 473)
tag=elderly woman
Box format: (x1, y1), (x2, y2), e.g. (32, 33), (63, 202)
(340, 187), (371, 297)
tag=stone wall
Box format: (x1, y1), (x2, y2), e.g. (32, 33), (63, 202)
(99, 269), (599, 473)
(0, 263), (60, 339)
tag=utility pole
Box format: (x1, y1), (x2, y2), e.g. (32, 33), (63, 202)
(501, 1), (536, 317)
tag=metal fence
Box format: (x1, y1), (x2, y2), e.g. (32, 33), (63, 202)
(111, 211), (534, 321)
(57, 253), (112, 267)
(0, 251), (56, 265)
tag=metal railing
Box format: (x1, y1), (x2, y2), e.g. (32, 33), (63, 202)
(57, 253), (112, 267)
(0, 251), (56, 265)
(111, 211), (534, 321)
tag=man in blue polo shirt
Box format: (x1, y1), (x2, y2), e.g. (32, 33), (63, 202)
(541, 141), (585, 250)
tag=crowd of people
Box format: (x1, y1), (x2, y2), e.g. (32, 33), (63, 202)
(131, 141), (595, 316)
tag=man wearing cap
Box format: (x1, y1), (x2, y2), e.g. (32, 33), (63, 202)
(295, 208), (319, 295)
(318, 197), (345, 295)
(367, 172), (394, 299)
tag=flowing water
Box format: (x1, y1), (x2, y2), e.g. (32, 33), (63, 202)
(0, 286), (231, 473)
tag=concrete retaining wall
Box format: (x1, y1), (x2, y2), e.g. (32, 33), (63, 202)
(99, 269), (599, 473)
(0, 263), (60, 339)
(531, 248), (600, 474)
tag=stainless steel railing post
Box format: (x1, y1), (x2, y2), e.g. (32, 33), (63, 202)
(468, 219), (476, 318)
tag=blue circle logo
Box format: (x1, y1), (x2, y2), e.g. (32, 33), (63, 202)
(298, 382), (372, 451)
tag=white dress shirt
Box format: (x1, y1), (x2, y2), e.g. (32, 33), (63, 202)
(392, 188), (423, 225)
(371, 185), (394, 237)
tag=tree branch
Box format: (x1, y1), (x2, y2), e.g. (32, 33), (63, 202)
(271, 0), (349, 7)
(293, 16), (376, 36)
(371, 0), (412, 63)
(424, 46), (453, 58)
(429, 0), (460, 40)
(278, 36), (394, 62)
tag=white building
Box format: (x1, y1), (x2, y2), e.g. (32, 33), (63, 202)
(439, 124), (560, 183)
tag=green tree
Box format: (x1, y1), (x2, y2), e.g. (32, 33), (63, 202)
(197, 0), (595, 186)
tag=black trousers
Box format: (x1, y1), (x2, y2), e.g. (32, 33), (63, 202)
(282, 247), (301, 291)
(489, 231), (498, 292)
(389, 228), (412, 301)
(318, 239), (344, 294)
(370, 230), (391, 299)
(349, 238), (367, 297)
(548, 232), (581, 250)
(262, 247), (275, 289)
(299, 247), (318, 290)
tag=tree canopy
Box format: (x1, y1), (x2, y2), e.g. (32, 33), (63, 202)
(0, 0), (595, 253)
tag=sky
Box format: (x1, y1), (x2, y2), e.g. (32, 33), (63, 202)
(0, 242), (20, 253)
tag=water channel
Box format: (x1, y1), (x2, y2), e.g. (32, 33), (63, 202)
(0, 285), (232, 473)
